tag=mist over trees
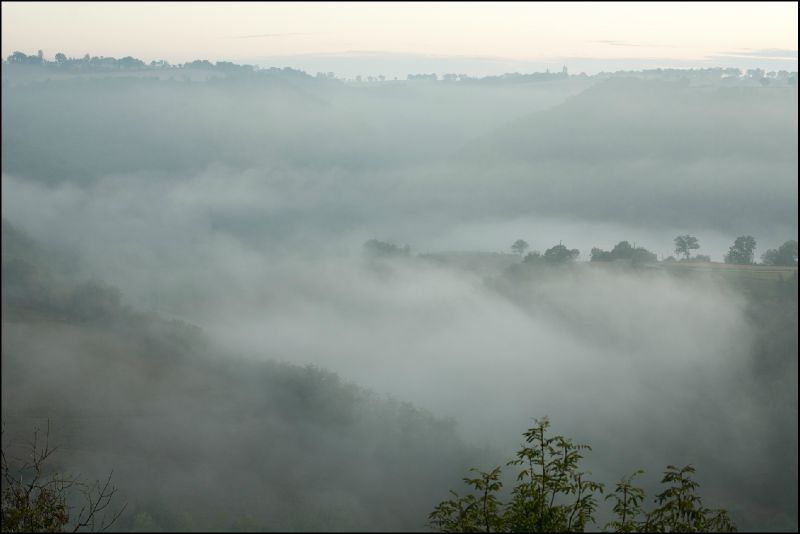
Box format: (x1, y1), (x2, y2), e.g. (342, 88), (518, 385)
(1, 50), (797, 532)
(725, 235), (758, 265)
(590, 241), (658, 264)
(363, 239), (411, 258)
(511, 239), (529, 256)
(3, 53), (796, 243)
(1, 422), (125, 532)
(674, 235), (700, 261)
(762, 240), (798, 266)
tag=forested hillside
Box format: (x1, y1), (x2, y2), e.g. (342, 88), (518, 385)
(2, 51), (797, 532)
(2, 220), (480, 531)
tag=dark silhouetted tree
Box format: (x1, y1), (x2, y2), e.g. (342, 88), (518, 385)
(630, 247), (657, 265)
(511, 240), (530, 257)
(724, 235), (757, 265)
(590, 248), (612, 262)
(543, 244), (580, 264)
(591, 242), (657, 264)
(761, 240), (797, 266)
(674, 235), (699, 261)
(523, 251), (542, 264)
(7, 51), (35, 65)
(611, 241), (633, 259)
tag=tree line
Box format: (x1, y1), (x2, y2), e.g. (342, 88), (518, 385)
(508, 236), (797, 266)
(364, 237), (797, 267)
(6, 50), (796, 87)
(3, 50), (256, 73)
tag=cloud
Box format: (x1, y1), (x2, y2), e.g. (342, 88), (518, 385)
(717, 48), (798, 60)
(226, 32), (327, 39)
(590, 40), (676, 48)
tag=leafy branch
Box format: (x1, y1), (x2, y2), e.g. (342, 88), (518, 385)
(1, 420), (126, 532)
(429, 417), (736, 533)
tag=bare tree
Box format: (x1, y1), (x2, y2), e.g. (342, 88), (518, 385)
(1, 420), (126, 532)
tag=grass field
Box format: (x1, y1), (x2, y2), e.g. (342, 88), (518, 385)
(659, 261), (798, 282)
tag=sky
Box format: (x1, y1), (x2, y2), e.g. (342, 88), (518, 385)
(2, 1), (798, 76)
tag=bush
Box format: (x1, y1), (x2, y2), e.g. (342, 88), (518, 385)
(428, 417), (736, 532)
(1, 422), (125, 532)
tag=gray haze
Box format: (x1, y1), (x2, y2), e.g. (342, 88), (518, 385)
(242, 51), (799, 80)
(2, 59), (797, 531)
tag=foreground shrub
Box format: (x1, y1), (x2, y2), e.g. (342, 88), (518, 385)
(429, 417), (735, 532)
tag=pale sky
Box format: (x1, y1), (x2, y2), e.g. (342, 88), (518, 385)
(2, 1), (797, 75)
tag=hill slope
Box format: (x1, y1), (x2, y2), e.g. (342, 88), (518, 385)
(1, 221), (477, 531)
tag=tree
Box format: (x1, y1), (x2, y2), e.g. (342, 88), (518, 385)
(724, 236), (757, 265)
(590, 248), (612, 262)
(185, 59), (213, 69)
(543, 244), (580, 265)
(642, 465), (736, 532)
(591, 242), (657, 264)
(7, 51), (34, 65)
(611, 241), (633, 259)
(604, 470), (646, 533)
(1, 422), (126, 532)
(629, 247), (657, 265)
(761, 240), (797, 266)
(511, 240), (529, 257)
(523, 251), (542, 264)
(54, 53), (67, 64)
(429, 418), (736, 533)
(429, 418), (602, 533)
(673, 235), (699, 261)
(118, 56), (145, 69)
(503, 418), (602, 532)
(362, 239), (410, 258)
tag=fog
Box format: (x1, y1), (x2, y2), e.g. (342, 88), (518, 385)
(2, 59), (797, 531)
